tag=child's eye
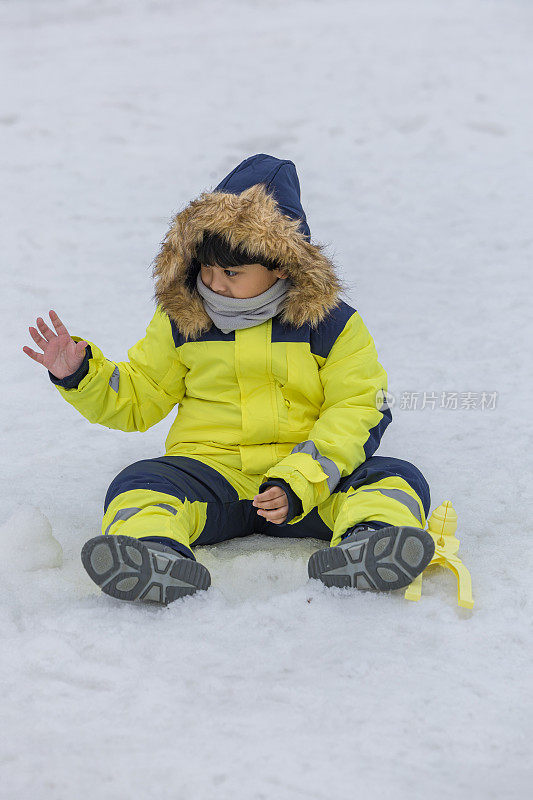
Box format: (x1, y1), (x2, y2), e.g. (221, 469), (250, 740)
(202, 264), (238, 278)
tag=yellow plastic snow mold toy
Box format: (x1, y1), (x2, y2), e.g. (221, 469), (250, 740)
(404, 501), (474, 609)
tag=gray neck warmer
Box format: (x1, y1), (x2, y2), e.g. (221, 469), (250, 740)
(196, 272), (290, 334)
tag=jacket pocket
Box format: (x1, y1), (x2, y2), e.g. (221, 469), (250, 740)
(282, 348), (323, 433)
(291, 454), (329, 484)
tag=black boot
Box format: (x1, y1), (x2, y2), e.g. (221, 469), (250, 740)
(81, 535), (211, 605)
(308, 523), (435, 591)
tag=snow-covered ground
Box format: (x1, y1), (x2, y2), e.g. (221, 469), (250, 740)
(2, 0), (532, 797)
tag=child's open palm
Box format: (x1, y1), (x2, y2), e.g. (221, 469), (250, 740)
(23, 310), (88, 379)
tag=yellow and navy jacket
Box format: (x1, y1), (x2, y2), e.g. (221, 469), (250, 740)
(49, 154), (392, 524)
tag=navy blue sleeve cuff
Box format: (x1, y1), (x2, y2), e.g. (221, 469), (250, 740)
(48, 345), (92, 390)
(258, 478), (304, 524)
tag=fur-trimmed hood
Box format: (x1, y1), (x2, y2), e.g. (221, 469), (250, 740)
(152, 154), (345, 340)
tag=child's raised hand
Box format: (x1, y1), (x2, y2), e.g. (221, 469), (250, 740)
(252, 486), (289, 524)
(23, 310), (88, 379)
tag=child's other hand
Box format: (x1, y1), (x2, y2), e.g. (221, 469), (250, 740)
(252, 486), (289, 524)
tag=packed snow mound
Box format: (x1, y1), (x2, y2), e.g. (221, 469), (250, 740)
(0, 506), (63, 572)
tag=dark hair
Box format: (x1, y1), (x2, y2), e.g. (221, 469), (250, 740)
(195, 230), (283, 272)
(186, 230), (284, 292)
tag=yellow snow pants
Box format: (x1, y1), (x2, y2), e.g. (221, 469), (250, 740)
(101, 451), (431, 560)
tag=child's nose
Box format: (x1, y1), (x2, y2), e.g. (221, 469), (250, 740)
(210, 275), (228, 294)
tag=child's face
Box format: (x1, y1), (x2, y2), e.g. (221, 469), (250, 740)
(200, 262), (288, 299)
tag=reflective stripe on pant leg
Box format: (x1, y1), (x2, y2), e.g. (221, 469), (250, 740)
(104, 507), (141, 535)
(101, 489), (203, 558)
(103, 503), (190, 536)
(359, 487), (424, 524)
(328, 476), (428, 547)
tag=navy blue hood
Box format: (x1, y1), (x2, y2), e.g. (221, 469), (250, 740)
(214, 153), (311, 242)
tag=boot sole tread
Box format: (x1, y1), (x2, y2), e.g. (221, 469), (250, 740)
(81, 535), (211, 605)
(308, 525), (435, 591)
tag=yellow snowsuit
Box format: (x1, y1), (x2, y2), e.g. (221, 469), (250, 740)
(49, 154), (430, 559)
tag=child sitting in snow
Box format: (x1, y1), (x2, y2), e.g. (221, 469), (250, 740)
(23, 153), (434, 606)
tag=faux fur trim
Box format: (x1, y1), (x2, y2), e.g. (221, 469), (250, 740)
(152, 182), (345, 340)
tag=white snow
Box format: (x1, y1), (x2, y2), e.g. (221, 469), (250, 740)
(2, 0), (532, 798)
(0, 507), (63, 571)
